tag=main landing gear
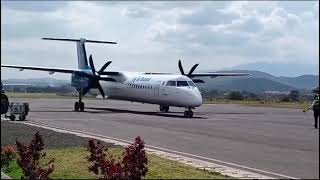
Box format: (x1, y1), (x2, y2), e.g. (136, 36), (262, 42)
(184, 108), (193, 118)
(74, 92), (85, 112)
(159, 105), (169, 112)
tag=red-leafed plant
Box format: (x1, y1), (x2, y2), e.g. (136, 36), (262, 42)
(1, 144), (16, 169)
(87, 136), (148, 179)
(15, 131), (54, 179)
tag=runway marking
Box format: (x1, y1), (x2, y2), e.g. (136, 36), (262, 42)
(16, 121), (298, 179)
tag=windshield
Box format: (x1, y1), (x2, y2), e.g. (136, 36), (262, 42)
(177, 81), (189, 87)
(188, 81), (196, 87)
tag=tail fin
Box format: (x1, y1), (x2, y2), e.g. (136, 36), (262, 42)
(42, 38), (117, 70)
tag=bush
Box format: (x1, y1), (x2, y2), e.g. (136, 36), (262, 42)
(227, 91), (244, 100)
(15, 132), (54, 179)
(1, 145), (16, 169)
(289, 90), (300, 101)
(281, 96), (290, 102)
(87, 136), (148, 179)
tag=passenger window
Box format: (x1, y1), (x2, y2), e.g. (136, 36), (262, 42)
(166, 81), (176, 86)
(177, 81), (188, 87)
(188, 81), (196, 87)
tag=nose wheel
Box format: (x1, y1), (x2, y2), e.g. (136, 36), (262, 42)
(74, 91), (85, 112)
(184, 109), (193, 118)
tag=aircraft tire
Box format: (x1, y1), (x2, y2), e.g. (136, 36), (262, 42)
(1, 94), (9, 115)
(184, 110), (193, 118)
(74, 102), (80, 111)
(189, 111), (193, 118)
(9, 115), (15, 121)
(80, 102), (84, 111)
(19, 115), (26, 121)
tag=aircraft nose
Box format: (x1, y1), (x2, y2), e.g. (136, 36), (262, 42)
(195, 92), (202, 106)
(193, 91), (202, 107)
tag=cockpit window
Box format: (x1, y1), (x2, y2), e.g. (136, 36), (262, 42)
(177, 81), (189, 87)
(188, 81), (196, 87)
(166, 81), (176, 86)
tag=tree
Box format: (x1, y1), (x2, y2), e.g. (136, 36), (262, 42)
(227, 91), (244, 100)
(288, 90), (300, 101)
(312, 87), (319, 94)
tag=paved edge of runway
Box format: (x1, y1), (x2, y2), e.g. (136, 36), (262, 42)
(13, 121), (299, 179)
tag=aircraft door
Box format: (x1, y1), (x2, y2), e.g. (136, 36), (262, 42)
(154, 81), (161, 97)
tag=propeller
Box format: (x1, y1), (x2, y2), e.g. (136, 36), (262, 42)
(178, 60), (199, 78)
(80, 55), (115, 98)
(178, 60), (204, 83)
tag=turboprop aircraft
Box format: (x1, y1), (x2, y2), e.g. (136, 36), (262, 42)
(1, 38), (250, 118)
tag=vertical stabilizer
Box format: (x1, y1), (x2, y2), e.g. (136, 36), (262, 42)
(77, 38), (89, 70)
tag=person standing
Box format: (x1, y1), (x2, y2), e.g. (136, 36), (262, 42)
(306, 93), (320, 129)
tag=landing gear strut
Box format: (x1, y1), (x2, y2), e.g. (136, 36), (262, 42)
(184, 108), (193, 118)
(159, 105), (169, 112)
(74, 92), (85, 112)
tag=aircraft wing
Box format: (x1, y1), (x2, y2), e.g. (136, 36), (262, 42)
(190, 72), (251, 78)
(1, 64), (80, 73)
(1, 64), (123, 81)
(1, 64), (95, 78)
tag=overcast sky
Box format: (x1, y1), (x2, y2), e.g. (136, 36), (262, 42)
(1, 1), (319, 79)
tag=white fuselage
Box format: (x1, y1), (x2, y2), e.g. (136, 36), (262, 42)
(89, 72), (202, 108)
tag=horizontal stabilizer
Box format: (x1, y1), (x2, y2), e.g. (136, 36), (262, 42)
(42, 38), (117, 44)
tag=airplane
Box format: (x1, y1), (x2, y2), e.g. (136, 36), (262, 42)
(1, 38), (250, 118)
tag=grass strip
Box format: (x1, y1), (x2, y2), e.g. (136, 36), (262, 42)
(3, 147), (228, 179)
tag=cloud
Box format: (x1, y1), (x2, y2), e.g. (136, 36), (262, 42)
(122, 6), (152, 18)
(1, 1), (319, 79)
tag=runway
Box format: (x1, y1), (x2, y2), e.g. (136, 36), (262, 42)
(8, 98), (319, 179)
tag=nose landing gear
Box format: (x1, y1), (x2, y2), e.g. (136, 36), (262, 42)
(184, 108), (193, 118)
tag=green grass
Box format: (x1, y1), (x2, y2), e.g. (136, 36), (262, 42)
(3, 147), (228, 179)
(203, 99), (309, 109)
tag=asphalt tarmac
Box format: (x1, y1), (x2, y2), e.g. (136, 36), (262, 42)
(6, 98), (319, 179)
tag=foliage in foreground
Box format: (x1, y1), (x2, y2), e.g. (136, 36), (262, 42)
(15, 132), (55, 179)
(1, 144), (16, 170)
(87, 136), (148, 179)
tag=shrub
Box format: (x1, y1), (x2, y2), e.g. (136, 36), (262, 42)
(289, 90), (300, 101)
(87, 136), (148, 179)
(281, 96), (290, 102)
(15, 132), (54, 179)
(1, 145), (16, 169)
(227, 91), (244, 100)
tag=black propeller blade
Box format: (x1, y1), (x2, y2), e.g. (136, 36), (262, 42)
(89, 55), (96, 75)
(178, 60), (185, 75)
(178, 60), (199, 78)
(97, 83), (105, 99)
(178, 60), (203, 83)
(98, 61), (112, 75)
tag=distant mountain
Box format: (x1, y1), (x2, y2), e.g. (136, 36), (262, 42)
(224, 62), (319, 77)
(196, 70), (319, 93)
(277, 75), (319, 89)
